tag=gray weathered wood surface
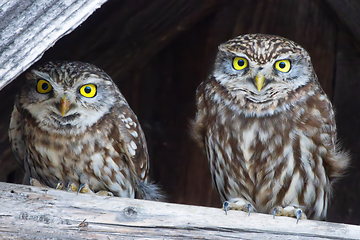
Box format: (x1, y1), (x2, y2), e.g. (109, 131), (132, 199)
(0, 182), (359, 239)
(0, 0), (108, 91)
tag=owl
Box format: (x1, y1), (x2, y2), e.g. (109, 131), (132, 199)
(192, 34), (349, 221)
(9, 61), (162, 200)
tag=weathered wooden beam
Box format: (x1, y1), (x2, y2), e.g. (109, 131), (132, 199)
(324, 0), (360, 46)
(0, 0), (108, 91)
(0, 182), (359, 239)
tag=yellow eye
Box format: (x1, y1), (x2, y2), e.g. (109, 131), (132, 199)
(80, 84), (97, 98)
(275, 60), (291, 72)
(233, 57), (248, 70)
(36, 80), (52, 94)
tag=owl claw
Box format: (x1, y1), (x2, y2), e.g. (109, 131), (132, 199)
(223, 201), (229, 215)
(272, 206), (307, 223)
(222, 199), (253, 216)
(29, 177), (39, 187)
(78, 183), (90, 194)
(67, 182), (78, 192)
(56, 181), (64, 190)
(273, 207), (277, 219)
(58, 182), (112, 195)
(296, 209), (302, 224)
(247, 203), (252, 216)
(29, 178), (46, 188)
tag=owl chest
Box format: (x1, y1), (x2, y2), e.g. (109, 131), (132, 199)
(26, 134), (83, 178)
(23, 124), (117, 182)
(25, 128), (90, 162)
(240, 122), (264, 161)
(212, 117), (286, 167)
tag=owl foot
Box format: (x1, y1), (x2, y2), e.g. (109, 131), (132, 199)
(29, 177), (47, 188)
(56, 181), (64, 190)
(78, 183), (93, 193)
(66, 182), (92, 194)
(56, 181), (82, 193)
(272, 206), (307, 223)
(31, 179), (113, 196)
(68, 182), (113, 196)
(95, 190), (114, 196)
(67, 182), (79, 192)
(78, 183), (113, 196)
(223, 198), (253, 216)
(29, 178), (56, 194)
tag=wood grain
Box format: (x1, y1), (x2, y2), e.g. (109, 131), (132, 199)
(0, 182), (359, 239)
(0, 0), (108, 91)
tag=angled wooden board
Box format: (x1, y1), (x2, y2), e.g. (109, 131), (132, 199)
(0, 0), (108, 91)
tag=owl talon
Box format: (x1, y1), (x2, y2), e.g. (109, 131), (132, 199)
(56, 181), (64, 190)
(247, 203), (252, 216)
(222, 198), (253, 216)
(273, 207), (277, 219)
(296, 209), (302, 224)
(29, 178), (46, 188)
(273, 206), (307, 222)
(78, 183), (90, 194)
(223, 201), (229, 215)
(67, 182), (78, 192)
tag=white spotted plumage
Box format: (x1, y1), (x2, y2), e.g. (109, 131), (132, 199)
(193, 34), (349, 220)
(9, 61), (162, 200)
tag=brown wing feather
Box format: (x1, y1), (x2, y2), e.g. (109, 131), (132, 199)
(110, 101), (163, 200)
(9, 105), (25, 169)
(111, 102), (149, 183)
(314, 94), (350, 180)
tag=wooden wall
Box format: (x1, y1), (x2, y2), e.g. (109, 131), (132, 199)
(1, 0), (359, 224)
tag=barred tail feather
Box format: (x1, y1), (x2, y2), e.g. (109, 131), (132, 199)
(136, 180), (165, 201)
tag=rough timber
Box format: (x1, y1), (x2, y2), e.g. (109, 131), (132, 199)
(0, 182), (359, 239)
(0, 0), (108, 91)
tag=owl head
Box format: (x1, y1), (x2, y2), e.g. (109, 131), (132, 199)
(212, 34), (319, 116)
(17, 61), (123, 134)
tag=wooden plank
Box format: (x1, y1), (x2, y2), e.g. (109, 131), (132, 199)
(0, 0), (108, 91)
(324, 0), (360, 46)
(328, 29), (360, 224)
(0, 182), (359, 239)
(42, 0), (223, 81)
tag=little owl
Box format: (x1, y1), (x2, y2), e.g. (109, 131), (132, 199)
(9, 61), (161, 200)
(192, 34), (349, 221)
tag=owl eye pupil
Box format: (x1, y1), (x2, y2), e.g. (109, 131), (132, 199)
(42, 83), (48, 90)
(238, 59), (245, 66)
(84, 86), (91, 93)
(279, 62), (286, 68)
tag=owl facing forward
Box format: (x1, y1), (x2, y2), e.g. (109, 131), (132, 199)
(193, 34), (349, 220)
(9, 61), (161, 200)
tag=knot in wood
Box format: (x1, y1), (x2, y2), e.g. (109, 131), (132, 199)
(123, 207), (138, 218)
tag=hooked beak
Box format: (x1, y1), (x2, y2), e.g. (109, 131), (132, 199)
(59, 94), (70, 116)
(255, 72), (265, 91)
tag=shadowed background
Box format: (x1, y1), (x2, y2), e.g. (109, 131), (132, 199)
(0, 0), (359, 224)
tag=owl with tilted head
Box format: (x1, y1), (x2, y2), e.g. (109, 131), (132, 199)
(193, 34), (349, 221)
(9, 61), (162, 200)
